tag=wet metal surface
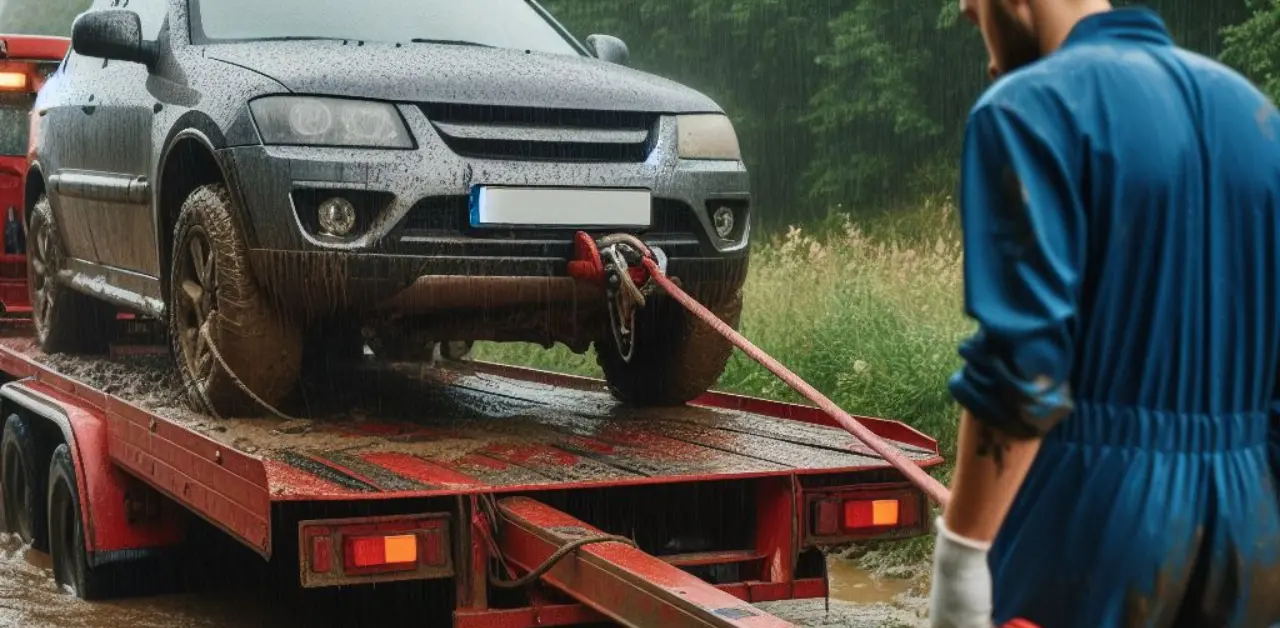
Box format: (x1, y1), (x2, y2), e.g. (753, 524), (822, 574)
(15, 338), (940, 503)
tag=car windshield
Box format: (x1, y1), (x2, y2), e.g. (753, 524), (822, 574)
(0, 97), (31, 157)
(188, 0), (582, 56)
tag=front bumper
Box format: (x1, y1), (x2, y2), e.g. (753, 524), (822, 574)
(247, 249), (748, 319)
(218, 105), (752, 315)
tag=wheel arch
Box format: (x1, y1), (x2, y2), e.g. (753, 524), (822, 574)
(155, 116), (241, 306)
(23, 161), (46, 230)
(0, 381), (185, 567)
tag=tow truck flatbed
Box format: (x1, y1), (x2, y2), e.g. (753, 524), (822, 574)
(0, 323), (943, 627)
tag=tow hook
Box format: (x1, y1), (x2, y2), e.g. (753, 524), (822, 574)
(598, 235), (665, 363)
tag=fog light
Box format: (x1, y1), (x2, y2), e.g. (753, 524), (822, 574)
(712, 206), (735, 238)
(318, 197), (357, 236)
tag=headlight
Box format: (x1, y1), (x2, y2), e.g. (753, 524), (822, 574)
(250, 96), (414, 149)
(677, 114), (742, 161)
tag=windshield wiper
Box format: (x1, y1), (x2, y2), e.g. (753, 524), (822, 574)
(410, 38), (492, 48)
(248, 36), (357, 43)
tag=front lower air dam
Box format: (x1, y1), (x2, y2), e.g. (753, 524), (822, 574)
(317, 197), (357, 237)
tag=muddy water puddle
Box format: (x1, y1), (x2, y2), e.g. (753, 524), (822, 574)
(826, 557), (916, 605)
(0, 532), (921, 627)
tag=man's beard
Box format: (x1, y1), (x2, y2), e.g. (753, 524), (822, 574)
(991, 1), (1042, 76)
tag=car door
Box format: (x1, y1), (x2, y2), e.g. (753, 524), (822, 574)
(39, 38), (105, 266)
(71, 0), (168, 278)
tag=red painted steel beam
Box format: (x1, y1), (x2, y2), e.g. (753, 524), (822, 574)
(495, 497), (796, 628)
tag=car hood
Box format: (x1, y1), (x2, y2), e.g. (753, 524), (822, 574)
(206, 41), (722, 114)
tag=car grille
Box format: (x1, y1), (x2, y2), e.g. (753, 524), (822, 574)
(419, 103), (658, 163)
(401, 195), (700, 241)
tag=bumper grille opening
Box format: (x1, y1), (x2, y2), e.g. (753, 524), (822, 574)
(401, 195), (700, 241)
(420, 103), (657, 163)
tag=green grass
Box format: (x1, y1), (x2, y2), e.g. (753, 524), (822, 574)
(474, 198), (972, 572)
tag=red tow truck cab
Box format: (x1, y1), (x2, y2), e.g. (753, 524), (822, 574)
(0, 35), (68, 315)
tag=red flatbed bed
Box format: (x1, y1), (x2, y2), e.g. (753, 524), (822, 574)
(0, 323), (943, 627)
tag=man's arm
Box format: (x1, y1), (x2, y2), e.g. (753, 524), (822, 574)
(943, 100), (1084, 541)
(943, 412), (1042, 542)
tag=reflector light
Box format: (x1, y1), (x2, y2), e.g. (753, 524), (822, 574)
(844, 499), (900, 529)
(0, 72), (27, 91)
(814, 499), (841, 536)
(311, 535), (332, 574)
(345, 534), (419, 569)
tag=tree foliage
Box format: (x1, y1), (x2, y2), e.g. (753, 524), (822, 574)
(548, 0), (1263, 224)
(1222, 0), (1280, 102)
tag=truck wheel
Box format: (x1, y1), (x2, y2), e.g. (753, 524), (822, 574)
(2, 414), (47, 550)
(169, 184), (302, 416)
(47, 443), (115, 600)
(595, 291), (741, 406)
(28, 197), (115, 355)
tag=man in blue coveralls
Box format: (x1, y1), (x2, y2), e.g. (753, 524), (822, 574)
(928, 1), (1280, 627)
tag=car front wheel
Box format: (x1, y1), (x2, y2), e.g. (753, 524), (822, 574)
(595, 290), (741, 407)
(169, 184), (302, 417)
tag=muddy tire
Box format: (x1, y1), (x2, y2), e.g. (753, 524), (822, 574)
(28, 197), (115, 355)
(47, 444), (118, 600)
(2, 414), (47, 550)
(169, 184), (302, 416)
(595, 291), (741, 406)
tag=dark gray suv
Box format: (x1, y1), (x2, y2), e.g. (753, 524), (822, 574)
(27, 0), (751, 415)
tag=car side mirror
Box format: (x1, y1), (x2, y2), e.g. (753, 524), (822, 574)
(586, 34), (630, 66)
(71, 10), (158, 67)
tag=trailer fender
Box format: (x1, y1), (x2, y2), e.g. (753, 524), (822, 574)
(0, 381), (185, 567)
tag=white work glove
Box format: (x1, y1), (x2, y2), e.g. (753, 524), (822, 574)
(929, 515), (995, 628)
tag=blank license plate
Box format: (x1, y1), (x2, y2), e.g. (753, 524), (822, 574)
(469, 186), (652, 229)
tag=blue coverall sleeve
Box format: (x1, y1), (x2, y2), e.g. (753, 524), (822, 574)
(947, 102), (1085, 438)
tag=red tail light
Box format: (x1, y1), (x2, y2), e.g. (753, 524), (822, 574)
(804, 483), (927, 545)
(345, 534), (418, 570)
(299, 513), (453, 588)
(844, 499), (900, 529)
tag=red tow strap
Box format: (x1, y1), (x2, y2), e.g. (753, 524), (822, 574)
(567, 232), (606, 283)
(638, 256), (951, 507)
(567, 230), (949, 506)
